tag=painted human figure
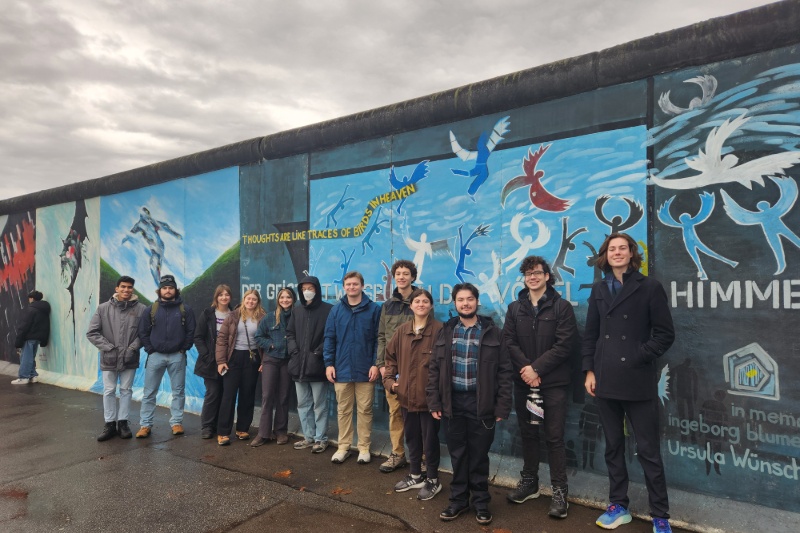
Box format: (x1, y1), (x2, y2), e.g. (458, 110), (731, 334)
(455, 223), (490, 283)
(333, 248), (355, 286)
(361, 206), (390, 255)
(122, 206), (183, 287)
(699, 390), (727, 476)
(721, 176), (800, 275)
(450, 117), (510, 201)
(326, 185), (355, 228)
(595, 195), (644, 235)
(579, 240), (603, 291)
(551, 217), (588, 284)
(502, 214), (550, 274)
(658, 192), (737, 280)
(672, 358), (699, 444)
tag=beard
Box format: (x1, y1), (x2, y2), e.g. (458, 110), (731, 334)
(457, 309), (477, 319)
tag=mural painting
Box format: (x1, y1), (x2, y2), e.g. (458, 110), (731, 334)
(0, 211), (36, 363)
(97, 168), (240, 412)
(651, 46), (800, 511)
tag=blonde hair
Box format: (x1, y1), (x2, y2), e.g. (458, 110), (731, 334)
(240, 289), (266, 322)
(274, 287), (297, 326)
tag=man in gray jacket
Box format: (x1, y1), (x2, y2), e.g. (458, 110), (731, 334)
(86, 276), (147, 441)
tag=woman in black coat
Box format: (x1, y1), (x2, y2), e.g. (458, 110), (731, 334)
(194, 284), (234, 439)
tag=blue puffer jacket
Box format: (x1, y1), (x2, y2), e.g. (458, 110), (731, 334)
(323, 293), (381, 382)
(255, 309), (291, 359)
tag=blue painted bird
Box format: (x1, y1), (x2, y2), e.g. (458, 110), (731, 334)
(450, 116), (510, 201)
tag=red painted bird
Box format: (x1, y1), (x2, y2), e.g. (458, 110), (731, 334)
(500, 144), (570, 212)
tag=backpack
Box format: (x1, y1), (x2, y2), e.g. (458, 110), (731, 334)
(150, 301), (186, 327)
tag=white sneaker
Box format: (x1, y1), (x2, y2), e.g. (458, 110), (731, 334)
(11, 378), (29, 385)
(331, 449), (352, 464)
(357, 450), (371, 464)
(29, 377), (38, 383)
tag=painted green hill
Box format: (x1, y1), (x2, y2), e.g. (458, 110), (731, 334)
(181, 241), (240, 314)
(99, 258), (152, 305)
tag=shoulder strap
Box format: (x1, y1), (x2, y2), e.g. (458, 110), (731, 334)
(150, 301), (185, 326)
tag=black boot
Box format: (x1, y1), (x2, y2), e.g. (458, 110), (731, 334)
(507, 476), (539, 503)
(117, 420), (132, 439)
(548, 486), (569, 518)
(97, 422), (117, 442)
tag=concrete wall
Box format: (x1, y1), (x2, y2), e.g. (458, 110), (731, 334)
(1, 2), (799, 530)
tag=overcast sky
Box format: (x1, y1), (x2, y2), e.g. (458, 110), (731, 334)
(0, 0), (778, 201)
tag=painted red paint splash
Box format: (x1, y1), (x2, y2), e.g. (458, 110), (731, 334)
(0, 218), (35, 293)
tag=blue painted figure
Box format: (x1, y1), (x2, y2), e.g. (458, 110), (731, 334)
(454, 223), (491, 283)
(721, 176), (800, 275)
(333, 248), (356, 285)
(658, 192), (737, 280)
(449, 116), (510, 201)
(325, 185), (356, 228)
(361, 206), (390, 255)
(121, 206), (183, 287)
(388, 161), (429, 214)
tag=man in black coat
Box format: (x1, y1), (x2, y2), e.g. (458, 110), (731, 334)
(13, 290), (50, 385)
(582, 233), (675, 533)
(503, 256), (577, 518)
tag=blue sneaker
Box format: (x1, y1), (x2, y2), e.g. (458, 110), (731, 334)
(652, 517), (672, 533)
(596, 504), (632, 529)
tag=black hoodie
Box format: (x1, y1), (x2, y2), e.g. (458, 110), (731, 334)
(15, 300), (51, 348)
(286, 276), (333, 382)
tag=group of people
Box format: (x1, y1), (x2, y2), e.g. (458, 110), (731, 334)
(70, 232), (675, 532)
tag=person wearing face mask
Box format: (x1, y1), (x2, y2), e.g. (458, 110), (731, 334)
(251, 287), (297, 447)
(215, 289), (266, 446)
(285, 276), (333, 453)
(193, 284), (234, 439)
(427, 283), (513, 526)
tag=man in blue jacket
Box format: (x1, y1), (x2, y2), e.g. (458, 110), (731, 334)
(136, 274), (196, 438)
(324, 271), (381, 465)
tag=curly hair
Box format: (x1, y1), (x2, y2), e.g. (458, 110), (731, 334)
(518, 255), (554, 286)
(391, 259), (418, 281)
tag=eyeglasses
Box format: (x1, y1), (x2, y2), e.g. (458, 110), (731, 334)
(524, 271), (546, 278)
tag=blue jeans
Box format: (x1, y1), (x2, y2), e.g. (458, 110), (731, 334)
(295, 381), (329, 443)
(19, 340), (39, 379)
(139, 352), (186, 427)
(102, 368), (136, 423)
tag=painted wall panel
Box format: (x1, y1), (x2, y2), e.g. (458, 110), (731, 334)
(0, 211), (36, 362)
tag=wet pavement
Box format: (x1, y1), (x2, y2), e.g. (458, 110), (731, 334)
(0, 378), (693, 533)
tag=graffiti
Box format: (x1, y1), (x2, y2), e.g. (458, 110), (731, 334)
(389, 161), (429, 214)
(500, 144), (570, 212)
(658, 192), (738, 280)
(595, 195), (643, 235)
(121, 206), (183, 287)
(723, 342), (780, 401)
(450, 116), (510, 201)
(60, 199), (90, 353)
(477, 250), (506, 317)
(333, 248), (355, 286)
(551, 217), (587, 284)
(361, 205), (390, 255)
(455, 223), (491, 283)
(0, 212), (36, 362)
(502, 213), (550, 273)
(658, 364), (671, 406)
(658, 75), (718, 116)
(324, 184), (355, 228)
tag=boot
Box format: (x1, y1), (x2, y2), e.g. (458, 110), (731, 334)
(548, 486), (569, 518)
(117, 420), (132, 439)
(97, 421), (117, 442)
(507, 476), (539, 503)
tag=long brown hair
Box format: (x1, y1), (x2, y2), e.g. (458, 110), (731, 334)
(239, 289), (267, 322)
(595, 233), (643, 273)
(210, 284), (232, 309)
(409, 288), (435, 323)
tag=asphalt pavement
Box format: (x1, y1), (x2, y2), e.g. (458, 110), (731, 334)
(0, 378), (691, 533)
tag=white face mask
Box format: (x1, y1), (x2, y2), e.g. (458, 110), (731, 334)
(303, 290), (316, 302)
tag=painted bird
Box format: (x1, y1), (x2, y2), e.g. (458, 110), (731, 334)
(500, 144), (570, 212)
(450, 116), (510, 201)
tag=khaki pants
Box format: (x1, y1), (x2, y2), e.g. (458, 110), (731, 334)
(334, 382), (375, 453)
(384, 386), (405, 455)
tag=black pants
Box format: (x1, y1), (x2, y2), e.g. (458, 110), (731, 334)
(257, 355), (291, 439)
(596, 397), (669, 519)
(217, 350), (260, 437)
(402, 408), (440, 479)
(444, 391), (496, 510)
(513, 383), (568, 488)
(201, 375), (224, 432)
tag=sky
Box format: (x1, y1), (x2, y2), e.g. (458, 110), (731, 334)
(0, 0), (779, 201)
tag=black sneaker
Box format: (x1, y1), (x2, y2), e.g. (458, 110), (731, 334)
(394, 474), (425, 492)
(117, 420), (132, 439)
(507, 477), (540, 503)
(97, 422), (117, 442)
(417, 478), (441, 501)
(439, 505), (468, 522)
(548, 486), (569, 518)
(475, 508), (493, 525)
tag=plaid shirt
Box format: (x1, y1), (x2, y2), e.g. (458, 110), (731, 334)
(451, 319), (481, 392)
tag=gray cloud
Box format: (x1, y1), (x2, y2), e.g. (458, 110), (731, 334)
(0, 0), (776, 200)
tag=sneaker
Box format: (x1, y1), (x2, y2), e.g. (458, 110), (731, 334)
(171, 424), (185, 436)
(379, 453), (407, 473)
(357, 450), (371, 464)
(29, 377), (38, 383)
(507, 477), (540, 503)
(235, 431), (250, 440)
(652, 517), (672, 533)
(596, 504), (632, 529)
(117, 420), (133, 439)
(394, 474), (426, 492)
(11, 378), (29, 385)
(439, 504), (468, 522)
(475, 508), (493, 525)
(331, 449), (352, 464)
(294, 438), (314, 450)
(548, 486), (569, 518)
(135, 426), (151, 438)
(201, 428), (214, 439)
(417, 478), (441, 501)
(276, 434), (289, 445)
(218, 435), (231, 446)
(312, 441), (329, 454)
(97, 422), (117, 442)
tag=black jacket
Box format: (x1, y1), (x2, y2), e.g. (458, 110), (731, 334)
(427, 315), (513, 421)
(503, 286), (578, 389)
(581, 270), (675, 401)
(194, 306), (232, 379)
(286, 276), (333, 382)
(15, 300), (51, 348)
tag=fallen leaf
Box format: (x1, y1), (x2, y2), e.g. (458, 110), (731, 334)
(331, 487), (352, 495)
(273, 469), (292, 478)
(299, 486), (306, 492)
